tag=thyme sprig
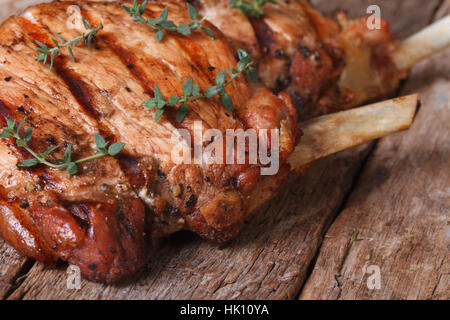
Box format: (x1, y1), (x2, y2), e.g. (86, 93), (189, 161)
(143, 49), (258, 123)
(0, 117), (125, 175)
(363, 248), (374, 263)
(229, 0), (277, 18)
(122, 1), (215, 42)
(35, 18), (104, 71)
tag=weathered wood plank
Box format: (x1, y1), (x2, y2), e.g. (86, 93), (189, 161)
(7, 145), (371, 299)
(0, 0), (443, 299)
(299, 1), (450, 301)
(0, 240), (31, 299)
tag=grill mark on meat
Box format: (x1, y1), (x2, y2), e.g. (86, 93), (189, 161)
(16, 12), (165, 156)
(11, 6), (257, 190)
(0, 97), (125, 232)
(0, 1), (300, 281)
(16, 15), (106, 126)
(16, 7), (164, 216)
(96, 33), (202, 129)
(99, 34), (155, 97)
(37, 171), (61, 191)
(0, 5), (156, 282)
(29, 31), (164, 212)
(82, 2), (238, 132)
(80, 3), (187, 124)
(79, 8), (185, 130)
(51, 60), (128, 146)
(250, 18), (276, 56)
(0, 70), (92, 162)
(16, 12), (118, 141)
(171, 33), (218, 86)
(17, 7), (163, 236)
(52, 63), (101, 120)
(15, 14), (130, 151)
(165, 33), (236, 127)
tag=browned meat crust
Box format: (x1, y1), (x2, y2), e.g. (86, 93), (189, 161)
(195, 0), (407, 120)
(0, 0), (298, 282)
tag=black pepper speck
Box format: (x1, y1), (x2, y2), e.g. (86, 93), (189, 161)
(16, 106), (26, 114)
(19, 200), (29, 209)
(164, 205), (181, 217)
(46, 136), (57, 145)
(157, 169), (166, 178)
(274, 50), (285, 57)
(185, 194), (196, 208)
(117, 211), (125, 220)
(299, 45), (312, 59)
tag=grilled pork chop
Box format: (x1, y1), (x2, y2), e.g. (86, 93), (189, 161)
(0, 0), (298, 282)
(194, 0), (407, 120)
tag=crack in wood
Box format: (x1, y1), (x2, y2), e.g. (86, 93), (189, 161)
(2, 259), (35, 300)
(295, 140), (378, 300)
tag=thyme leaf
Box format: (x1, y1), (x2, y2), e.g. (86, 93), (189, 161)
(363, 248), (374, 262)
(122, 1), (215, 42)
(143, 49), (257, 123)
(0, 117), (125, 176)
(35, 18), (103, 71)
(229, 0), (277, 18)
(350, 229), (360, 246)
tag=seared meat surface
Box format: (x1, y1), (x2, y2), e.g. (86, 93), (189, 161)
(0, 0), (298, 282)
(195, 0), (407, 120)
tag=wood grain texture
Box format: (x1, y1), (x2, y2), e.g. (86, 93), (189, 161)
(299, 1), (450, 301)
(0, 240), (32, 299)
(0, 0), (446, 300)
(7, 145), (371, 299)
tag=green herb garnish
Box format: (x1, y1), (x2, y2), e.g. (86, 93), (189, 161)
(122, 1), (215, 42)
(0, 117), (125, 175)
(143, 49), (257, 122)
(363, 248), (374, 262)
(35, 18), (103, 71)
(350, 229), (359, 246)
(229, 0), (277, 18)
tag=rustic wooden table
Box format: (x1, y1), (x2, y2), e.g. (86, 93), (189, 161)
(0, 0), (448, 300)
